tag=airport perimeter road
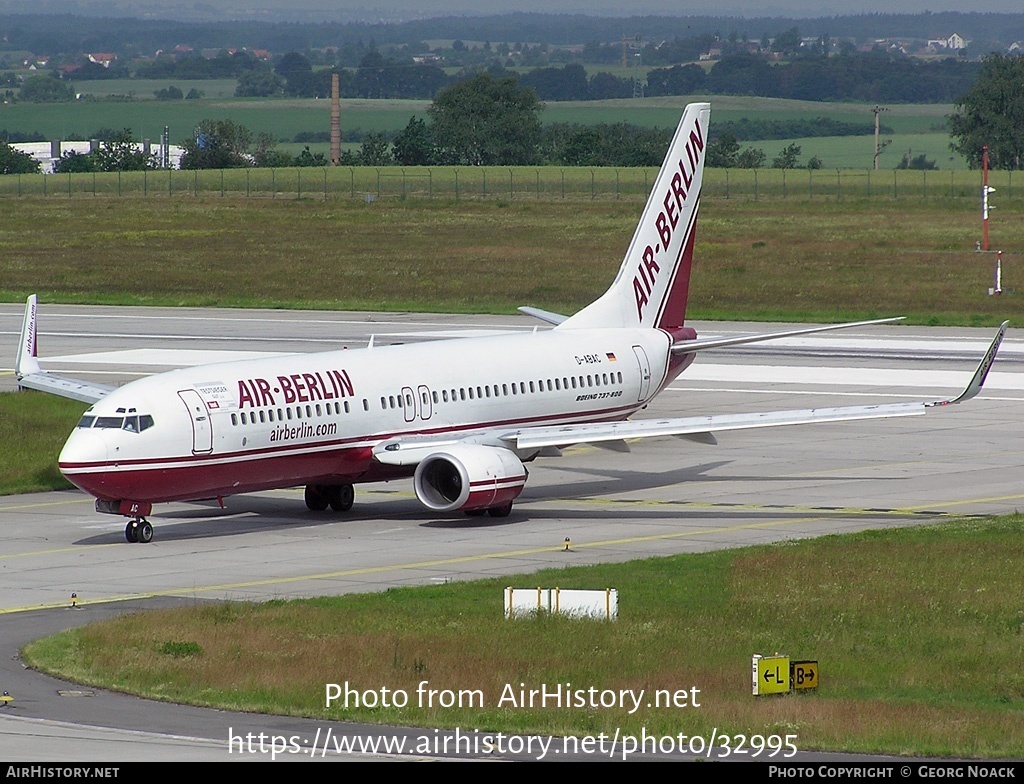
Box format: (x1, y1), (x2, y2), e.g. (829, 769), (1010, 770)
(0, 304), (1022, 760)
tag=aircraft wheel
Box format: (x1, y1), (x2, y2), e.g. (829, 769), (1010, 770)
(329, 484), (354, 512)
(464, 508), (487, 517)
(125, 521), (139, 543)
(304, 485), (329, 511)
(487, 501), (513, 518)
(138, 521), (154, 544)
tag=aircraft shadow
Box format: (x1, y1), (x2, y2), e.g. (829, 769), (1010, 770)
(70, 461), (904, 545)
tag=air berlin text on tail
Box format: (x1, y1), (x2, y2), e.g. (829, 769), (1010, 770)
(634, 115), (704, 322)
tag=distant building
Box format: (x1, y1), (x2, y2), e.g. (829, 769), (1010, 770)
(86, 53), (117, 68)
(13, 141), (185, 173)
(926, 34), (968, 52)
(947, 33), (967, 50)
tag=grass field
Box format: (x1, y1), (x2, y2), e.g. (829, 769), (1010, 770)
(0, 197), (1016, 324)
(73, 78), (241, 100)
(23, 515), (1024, 757)
(0, 392), (84, 494)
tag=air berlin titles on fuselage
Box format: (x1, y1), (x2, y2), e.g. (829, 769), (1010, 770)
(633, 116), (704, 322)
(236, 368), (355, 409)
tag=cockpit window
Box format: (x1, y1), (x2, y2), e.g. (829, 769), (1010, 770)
(80, 412), (154, 432)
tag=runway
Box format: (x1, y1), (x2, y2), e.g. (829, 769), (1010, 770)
(0, 302), (1022, 760)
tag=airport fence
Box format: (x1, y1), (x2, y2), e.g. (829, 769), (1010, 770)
(0, 165), (1008, 203)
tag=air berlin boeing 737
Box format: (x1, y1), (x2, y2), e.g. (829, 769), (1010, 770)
(15, 103), (1007, 543)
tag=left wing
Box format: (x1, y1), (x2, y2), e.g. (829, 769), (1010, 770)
(15, 295), (114, 404)
(374, 321), (1008, 463)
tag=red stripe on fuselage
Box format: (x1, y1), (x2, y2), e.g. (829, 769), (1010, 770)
(60, 401), (645, 503)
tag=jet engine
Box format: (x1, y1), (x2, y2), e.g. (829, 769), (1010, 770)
(413, 445), (527, 513)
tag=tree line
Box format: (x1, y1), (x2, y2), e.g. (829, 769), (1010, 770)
(134, 50), (983, 104)
(3, 11), (1024, 58)
(6, 54), (1024, 173)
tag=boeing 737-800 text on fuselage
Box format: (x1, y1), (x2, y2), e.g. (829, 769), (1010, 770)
(15, 103), (1007, 543)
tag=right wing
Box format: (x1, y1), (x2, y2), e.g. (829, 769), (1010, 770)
(506, 320), (1008, 451)
(371, 320), (1008, 464)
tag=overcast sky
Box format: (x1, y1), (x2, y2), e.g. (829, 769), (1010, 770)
(3, 0), (1023, 22)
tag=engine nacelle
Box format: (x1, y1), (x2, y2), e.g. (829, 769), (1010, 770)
(413, 445), (527, 512)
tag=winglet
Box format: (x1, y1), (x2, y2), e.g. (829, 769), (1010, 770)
(928, 321), (1008, 407)
(15, 294), (41, 380)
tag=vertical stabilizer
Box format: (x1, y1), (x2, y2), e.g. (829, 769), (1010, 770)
(560, 102), (709, 331)
(15, 294), (41, 379)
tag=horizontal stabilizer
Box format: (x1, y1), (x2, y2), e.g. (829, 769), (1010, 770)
(671, 318), (905, 354)
(518, 306), (567, 326)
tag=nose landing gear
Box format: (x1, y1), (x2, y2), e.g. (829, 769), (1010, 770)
(125, 518), (153, 544)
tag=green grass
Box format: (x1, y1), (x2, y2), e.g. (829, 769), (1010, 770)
(73, 78), (241, 100)
(0, 392), (86, 494)
(0, 197), (1016, 325)
(23, 515), (1024, 757)
(0, 97), (431, 145)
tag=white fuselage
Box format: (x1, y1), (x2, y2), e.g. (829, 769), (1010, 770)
(59, 327), (678, 504)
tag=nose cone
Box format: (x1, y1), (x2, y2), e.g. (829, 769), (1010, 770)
(58, 429), (111, 498)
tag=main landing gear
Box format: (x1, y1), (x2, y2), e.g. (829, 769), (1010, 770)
(304, 484), (355, 512)
(125, 518), (153, 544)
(464, 500), (514, 518)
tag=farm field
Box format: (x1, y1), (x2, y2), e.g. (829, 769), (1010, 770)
(2, 94), (961, 167)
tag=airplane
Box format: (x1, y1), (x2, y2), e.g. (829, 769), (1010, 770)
(14, 102), (1008, 544)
